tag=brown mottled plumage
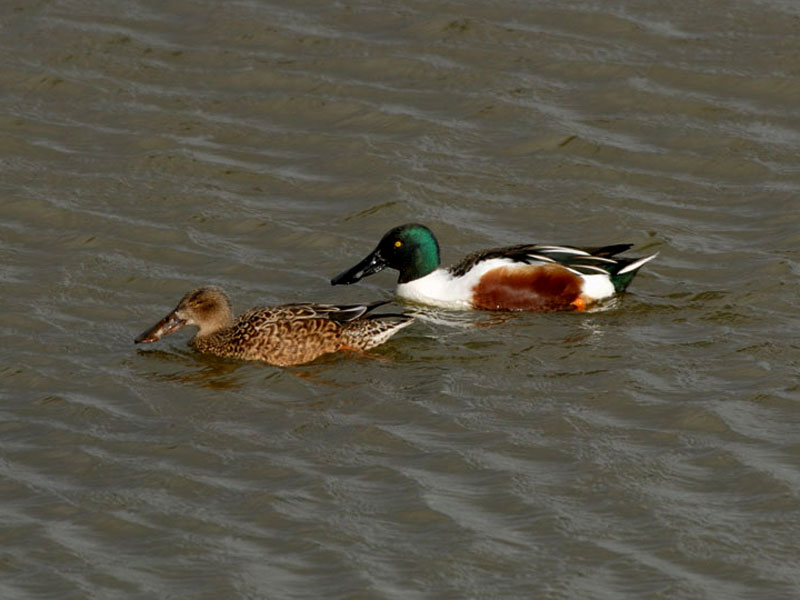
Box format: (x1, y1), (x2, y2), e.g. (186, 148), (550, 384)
(135, 286), (413, 366)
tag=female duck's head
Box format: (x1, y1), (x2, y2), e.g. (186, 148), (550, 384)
(135, 286), (233, 343)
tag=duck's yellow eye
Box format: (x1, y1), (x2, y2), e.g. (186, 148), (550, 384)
(394, 240), (403, 248)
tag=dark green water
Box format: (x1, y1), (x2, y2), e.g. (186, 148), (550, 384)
(1, 1), (799, 598)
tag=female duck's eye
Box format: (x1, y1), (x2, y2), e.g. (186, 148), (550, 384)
(394, 240), (403, 248)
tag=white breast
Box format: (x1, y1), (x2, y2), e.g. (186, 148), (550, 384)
(395, 259), (521, 310)
(396, 259), (617, 308)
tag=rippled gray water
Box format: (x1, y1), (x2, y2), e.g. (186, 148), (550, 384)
(2, 1), (799, 598)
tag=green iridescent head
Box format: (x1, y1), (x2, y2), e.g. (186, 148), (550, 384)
(331, 223), (441, 285)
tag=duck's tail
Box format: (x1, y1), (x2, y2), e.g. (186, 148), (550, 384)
(342, 314), (414, 351)
(608, 252), (659, 293)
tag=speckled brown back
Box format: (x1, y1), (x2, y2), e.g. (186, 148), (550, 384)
(190, 303), (412, 366)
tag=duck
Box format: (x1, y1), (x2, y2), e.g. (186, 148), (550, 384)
(135, 286), (413, 366)
(331, 223), (657, 312)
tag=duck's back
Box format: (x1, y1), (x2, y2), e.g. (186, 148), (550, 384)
(192, 302), (412, 366)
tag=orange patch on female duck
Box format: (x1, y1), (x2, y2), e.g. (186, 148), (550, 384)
(471, 265), (584, 311)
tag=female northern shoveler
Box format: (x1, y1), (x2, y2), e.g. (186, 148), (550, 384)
(331, 223), (657, 312)
(135, 286), (413, 366)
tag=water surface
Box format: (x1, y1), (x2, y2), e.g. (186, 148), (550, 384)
(1, 0), (799, 598)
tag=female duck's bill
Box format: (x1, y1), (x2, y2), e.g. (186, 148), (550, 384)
(135, 311), (187, 343)
(135, 286), (414, 366)
(331, 223), (658, 312)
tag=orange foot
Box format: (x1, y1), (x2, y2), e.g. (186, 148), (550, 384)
(571, 297), (587, 312)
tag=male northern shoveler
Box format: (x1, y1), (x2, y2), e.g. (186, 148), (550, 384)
(135, 286), (413, 366)
(331, 223), (657, 312)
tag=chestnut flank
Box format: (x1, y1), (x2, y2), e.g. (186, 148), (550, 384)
(471, 265), (583, 311)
